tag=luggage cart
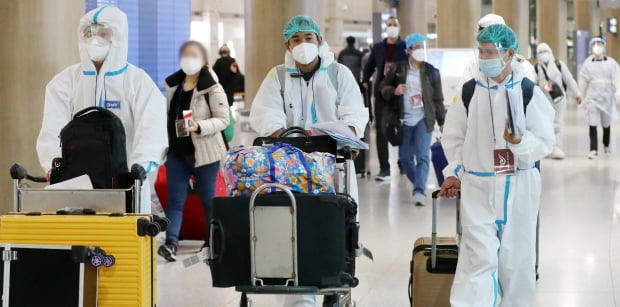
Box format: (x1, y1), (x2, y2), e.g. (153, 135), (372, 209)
(213, 129), (361, 307)
(10, 163), (147, 213)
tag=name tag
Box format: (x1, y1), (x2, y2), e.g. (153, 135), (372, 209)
(493, 149), (515, 175)
(104, 100), (121, 109)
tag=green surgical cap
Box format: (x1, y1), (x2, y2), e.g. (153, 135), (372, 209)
(476, 24), (519, 52)
(283, 15), (322, 42)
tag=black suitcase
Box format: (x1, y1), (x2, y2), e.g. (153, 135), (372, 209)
(354, 124), (371, 177)
(209, 192), (359, 289)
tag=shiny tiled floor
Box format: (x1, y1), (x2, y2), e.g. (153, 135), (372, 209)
(156, 103), (620, 307)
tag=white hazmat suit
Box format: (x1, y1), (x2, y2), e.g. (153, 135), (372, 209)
(36, 6), (168, 213)
(249, 41), (368, 307)
(578, 54), (620, 128)
(443, 62), (555, 307)
(535, 43), (581, 152)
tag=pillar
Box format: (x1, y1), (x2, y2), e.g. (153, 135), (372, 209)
(398, 0), (428, 36)
(436, 0), (481, 48)
(601, 7), (620, 60)
(0, 0), (84, 212)
(324, 0), (346, 51)
(372, 0), (393, 46)
(574, 0), (591, 31)
(493, 0), (530, 58)
(537, 0), (568, 61)
(244, 0), (324, 108)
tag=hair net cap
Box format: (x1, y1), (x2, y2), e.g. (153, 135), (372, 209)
(405, 33), (425, 48)
(477, 24), (519, 52)
(478, 14), (506, 29)
(283, 15), (322, 42)
(590, 37), (606, 45)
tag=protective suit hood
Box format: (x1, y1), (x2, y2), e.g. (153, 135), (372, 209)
(536, 43), (556, 62)
(78, 6), (128, 75)
(285, 41), (334, 69)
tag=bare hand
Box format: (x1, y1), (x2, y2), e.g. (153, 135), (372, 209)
(576, 96), (582, 104)
(270, 129), (284, 138)
(184, 118), (199, 132)
(45, 170), (51, 182)
(362, 82), (369, 89)
(439, 125), (444, 133)
(394, 84), (408, 96)
(503, 121), (522, 144)
(438, 176), (461, 198)
(230, 63), (238, 73)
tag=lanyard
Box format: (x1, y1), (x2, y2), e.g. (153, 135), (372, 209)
(486, 77), (497, 144)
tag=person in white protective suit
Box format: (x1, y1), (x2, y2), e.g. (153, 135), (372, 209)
(534, 42), (582, 159)
(249, 15), (368, 307)
(439, 24), (555, 307)
(462, 14), (536, 83)
(578, 36), (620, 159)
(36, 6), (168, 213)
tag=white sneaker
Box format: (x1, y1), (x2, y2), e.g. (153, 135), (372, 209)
(605, 147), (612, 155)
(414, 194), (426, 206)
(588, 150), (598, 159)
(550, 147), (565, 160)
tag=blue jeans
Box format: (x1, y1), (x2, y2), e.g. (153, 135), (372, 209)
(398, 120), (432, 196)
(165, 152), (220, 244)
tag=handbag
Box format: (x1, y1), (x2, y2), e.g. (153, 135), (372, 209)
(539, 64), (564, 103)
(222, 142), (336, 196)
(384, 109), (403, 146)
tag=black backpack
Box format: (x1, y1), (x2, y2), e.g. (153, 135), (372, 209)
(51, 106), (129, 189)
(461, 77), (535, 115)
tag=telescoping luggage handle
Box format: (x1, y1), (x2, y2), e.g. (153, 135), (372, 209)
(249, 183), (299, 287)
(430, 190), (461, 270)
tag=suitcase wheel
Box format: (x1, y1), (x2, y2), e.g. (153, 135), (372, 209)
(103, 255), (116, 267)
(137, 218), (163, 237)
(153, 215), (170, 232)
(90, 254), (103, 267)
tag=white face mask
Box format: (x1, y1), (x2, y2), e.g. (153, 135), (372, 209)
(386, 26), (400, 39)
(412, 49), (426, 62)
(537, 52), (551, 64)
(87, 36), (111, 62)
(592, 45), (605, 56)
(180, 57), (203, 75)
(291, 42), (319, 65)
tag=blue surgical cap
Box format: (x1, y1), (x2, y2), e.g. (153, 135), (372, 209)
(590, 37), (606, 45)
(477, 24), (519, 52)
(283, 15), (322, 42)
(405, 33), (425, 48)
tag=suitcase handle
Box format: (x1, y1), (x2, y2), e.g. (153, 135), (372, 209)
(280, 126), (310, 139)
(249, 184), (297, 210)
(430, 189), (461, 270)
(208, 220), (225, 263)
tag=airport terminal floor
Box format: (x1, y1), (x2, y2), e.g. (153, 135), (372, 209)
(156, 102), (620, 307)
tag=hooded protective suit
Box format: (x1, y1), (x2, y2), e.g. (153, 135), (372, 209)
(535, 43), (581, 149)
(249, 42), (368, 138)
(36, 6), (168, 213)
(443, 60), (555, 306)
(578, 53), (620, 127)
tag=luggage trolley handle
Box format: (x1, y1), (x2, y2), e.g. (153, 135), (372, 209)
(130, 164), (146, 213)
(248, 183), (299, 287)
(430, 190), (461, 269)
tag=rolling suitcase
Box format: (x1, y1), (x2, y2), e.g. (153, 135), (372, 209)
(431, 140), (449, 186)
(208, 185), (359, 289)
(155, 164), (228, 241)
(354, 124), (371, 178)
(0, 211), (165, 307)
(409, 191), (460, 307)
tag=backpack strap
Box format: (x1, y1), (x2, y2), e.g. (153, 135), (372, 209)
(461, 78), (476, 115)
(276, 64), (286, 114)
(520, 77), (535, 116)
(555, 59), (567, 91)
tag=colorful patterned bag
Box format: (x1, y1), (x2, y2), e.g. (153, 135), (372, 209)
(222, 142), (336, 196)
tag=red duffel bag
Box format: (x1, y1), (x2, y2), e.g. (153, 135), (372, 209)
(155, 164), (227, 241)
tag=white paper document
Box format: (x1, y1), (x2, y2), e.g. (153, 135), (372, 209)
(312, 121), (369, 150)
(45, 175), (94, 190)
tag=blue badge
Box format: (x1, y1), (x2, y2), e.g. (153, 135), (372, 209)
(104, 100), (121, 109)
